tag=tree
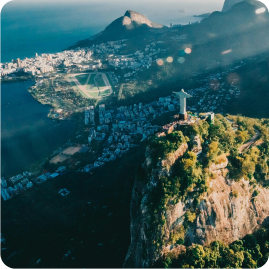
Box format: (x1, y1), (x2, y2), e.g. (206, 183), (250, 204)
(235, 130), (248, 144)
(242, 251), (257, 268)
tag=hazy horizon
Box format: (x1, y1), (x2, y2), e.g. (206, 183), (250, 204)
(2, 0), (224, 28)
(1, 0), (224, 62)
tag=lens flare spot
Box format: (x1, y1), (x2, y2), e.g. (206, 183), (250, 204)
(184, 48), (192, 54)
(167, 57), (173, 63)
(157, 59), (164, 66)
(208, 33), (216, 38)
(222, 49), (232, 55)
(256, 7), (266, 14)
(227, 73), (240, 85)
(178, 57), (185, 64)
(209, 79), (220, 91)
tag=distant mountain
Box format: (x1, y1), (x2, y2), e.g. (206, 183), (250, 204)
(101, 10), (164, 39)
(121, 10), (164, 29)
(193, 13), (211, 18)
(68, 10), (165, 49)
(222, 0), (245, 12)
(68, 0), (268, 51)
(222, 0), (265, 12)
(189, 0), (269, 41)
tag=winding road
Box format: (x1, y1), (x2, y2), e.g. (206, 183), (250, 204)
(238, 130), (260, 153)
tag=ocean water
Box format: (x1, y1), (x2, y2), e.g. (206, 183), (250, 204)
(1, 0), (223, 63)
(1, 81), (76, 177)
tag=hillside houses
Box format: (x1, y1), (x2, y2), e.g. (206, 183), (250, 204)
(107, 43), (164, 74)
(80, 94), (181, 173)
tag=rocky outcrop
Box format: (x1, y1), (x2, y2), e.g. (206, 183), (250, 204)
(124, 152), (269, 268)
(93, 9), (164, 43)
(186, 174), (269, 246)
(123, 10), (163, 28)
(160, 143), (188, 175)
(124, 143), (188, 268)
(104, 10), (163, 33)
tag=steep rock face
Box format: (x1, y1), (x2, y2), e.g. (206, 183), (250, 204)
(105, 10), (163, 32)
(124, 153), (269, 268)
(124, 143), (188, 268)
(123, 10), (163, 28)
(96, 9), (164, 42)
(186, 173), (269, 246)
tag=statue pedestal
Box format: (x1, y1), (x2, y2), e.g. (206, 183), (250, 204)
(179, 113), (188, 120)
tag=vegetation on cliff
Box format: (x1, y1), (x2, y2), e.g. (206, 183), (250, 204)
(136, 114), (269, 266)
(158, 225), (269, 268)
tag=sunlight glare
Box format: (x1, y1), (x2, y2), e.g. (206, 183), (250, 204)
(167, 57), (173, 63)
(222, 49), (232, 55)
(157, 59), (164, 66)
(184, 48), (192, 54)
(177, 57), (185, 64)
(256, 7), (266, 14)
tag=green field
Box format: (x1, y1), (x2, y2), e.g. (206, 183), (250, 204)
(88, 91), (101, 97)
(88, 74), (97, 85)
(95, 75), (106, 87)
(75, 74), (89, 85)
(68, 73), (112, 99)
(85, 85), (99, 91)
(69, 78), (89, 98)
(100, 89), (111, 96)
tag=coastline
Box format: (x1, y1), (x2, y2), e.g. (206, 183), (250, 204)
(1, 80), (77, 178)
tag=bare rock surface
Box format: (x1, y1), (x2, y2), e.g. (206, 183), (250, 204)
(124, 150), (269, 268)
(106, 10), (164, 32)
(123, 10), (163, 28)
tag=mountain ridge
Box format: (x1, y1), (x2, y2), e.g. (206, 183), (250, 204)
(222, 0), (268, 13)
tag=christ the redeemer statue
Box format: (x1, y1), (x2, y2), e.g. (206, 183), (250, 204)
(174, 89), (192, 120)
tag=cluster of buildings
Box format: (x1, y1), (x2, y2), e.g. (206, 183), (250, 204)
(1, 174), (33, 201)
(1, 166), (68, 201)
(108, 41), (165, 75)
(85, 106), (95, 125)
(32, 166), (68, 184)
(0, 63), (17, 75)
(0, 39), (130, 78)
(91, 40), (127, 54)
(0, 48), (96, 77)
(187, 70), (242, 113)
(81, 95), (180, 172)
(79, 66), (243, 173)
(1, 56), (244, 200)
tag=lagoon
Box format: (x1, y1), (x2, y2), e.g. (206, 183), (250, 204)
(1, 81), (76, 177)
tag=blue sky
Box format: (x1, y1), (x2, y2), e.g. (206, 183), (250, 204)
(4, 0), (224, 7)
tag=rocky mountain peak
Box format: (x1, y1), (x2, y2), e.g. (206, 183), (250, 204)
(122, 10), (163, 28)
